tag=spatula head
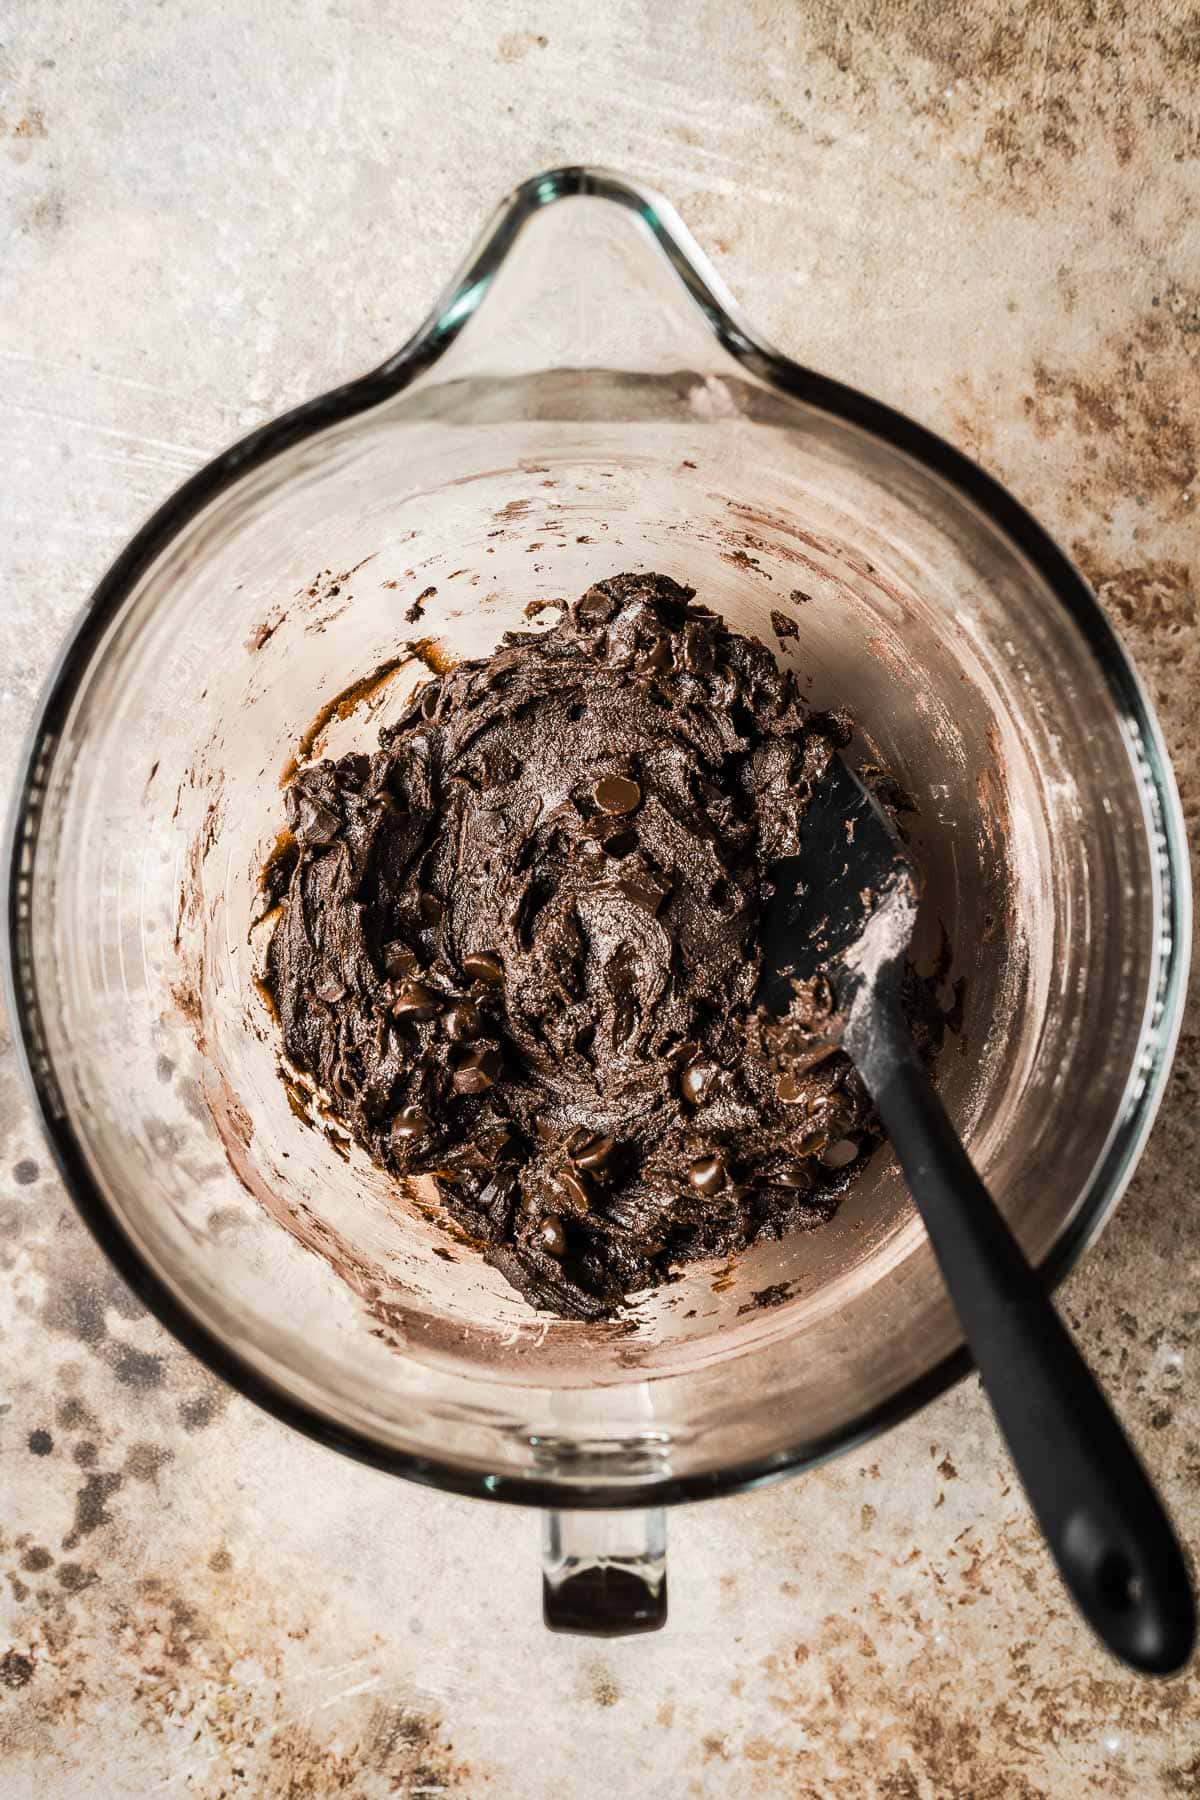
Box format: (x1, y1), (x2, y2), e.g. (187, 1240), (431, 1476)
(756, 754), (920, 1023)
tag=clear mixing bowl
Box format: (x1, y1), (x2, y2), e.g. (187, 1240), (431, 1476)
(6, 168), (1189, 1633)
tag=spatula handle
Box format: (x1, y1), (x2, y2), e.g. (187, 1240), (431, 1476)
(862, 1026), (1194, 1674)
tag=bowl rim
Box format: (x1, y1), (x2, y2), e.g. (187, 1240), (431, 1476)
(4, 165), (1191, 1509)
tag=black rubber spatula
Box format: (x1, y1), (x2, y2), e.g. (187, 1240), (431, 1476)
(758, 754), (1195, 1674)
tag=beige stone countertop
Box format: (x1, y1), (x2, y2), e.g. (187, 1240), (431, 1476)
(1, 4), (1197, 1795)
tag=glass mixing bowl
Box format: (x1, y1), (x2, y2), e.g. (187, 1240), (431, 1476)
(6, 168), (1189, 1634)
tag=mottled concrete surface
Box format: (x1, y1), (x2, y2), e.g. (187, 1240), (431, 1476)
(2, 3), (1198, 1796)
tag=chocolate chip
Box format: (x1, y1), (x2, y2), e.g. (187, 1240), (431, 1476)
(776, 1071), (809, 1106)
(788, 1041), (838, 1076)
(391, 982), (439, 1020)
(382, 941), (419, 980)
(392, 1105), (431, 1142)
(794, 1131), (830, 1157)
(453, 1045), (502, 1094)
(443, 1001), (482, 1043)
(536, 1214), (568, 1257)
(680, 1062), (717, 1105)
(593, 774), (641, 815)
(777, 1164), (814, 1190)
(569, 1133), (616, 1174)
(688, 1153), (728, 1195)
(462, 950), (504, 986)
(556, 1165), (593, 1209)
(821, 1137), (859, 1170)
(419, 891), (445, 925)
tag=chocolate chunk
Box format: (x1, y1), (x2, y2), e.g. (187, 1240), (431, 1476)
(593, 774), (641, 815)
(382, 941), (419, 981)
(576, 586), (616, 625)
(681, 621), (711, 673)
(639, 637), (673, 675)
(477, 1171), (518, 1236)
(392, 982), (439, 1020)
(688, 1153), (728, 1195)
(461, 950), (504, 986)
(618, 871), (670, 915)
(419, 891), (445, 925)
(582, 813), (623, 845)
(443, 1001), (482, 1043)
(290, 793), (341, 847)
(453, 1045), (502, 1094)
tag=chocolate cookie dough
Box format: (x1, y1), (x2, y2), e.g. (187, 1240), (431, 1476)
(264, 573), (937, 1319)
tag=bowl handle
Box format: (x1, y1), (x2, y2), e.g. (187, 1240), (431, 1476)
(541, 1506), (667, 1636)
(378, 167), (750, 393)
